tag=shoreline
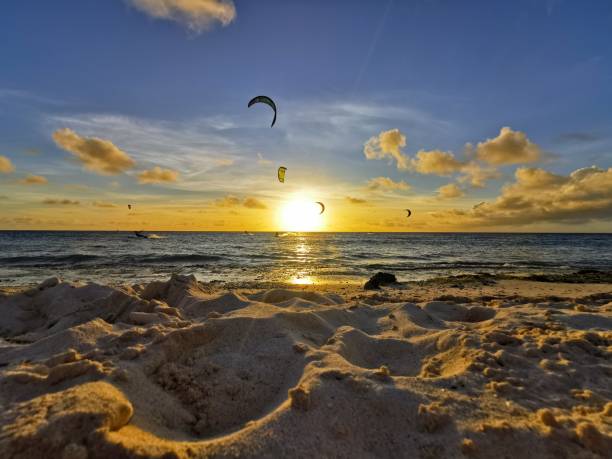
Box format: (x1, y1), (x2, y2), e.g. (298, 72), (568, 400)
(3, 269), (611, 296)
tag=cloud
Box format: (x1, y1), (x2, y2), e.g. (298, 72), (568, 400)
(53, 128), (135, 175)
(216, 195), (267, 209)
(214, 158), (234, 167)
(20, 174), (48, 185)
(128, 0), (236, 32)
(457, 161), (501, 188)
(47, 113), (247, 193)
(93, 201), (118, 208)
(363, 132), (499, 189)
(437, 183), (464, 199)
(345, 196), (367, 204)
(476, 127), (541, 165)
(243, 197), (267, 209)
(411, 150), (464, 176)
(430, 166), (612, 227)
(42, 198), (80, 205)
(364, 128), (409, 170)
(362, 126), (544, 190)
(410, 151), (500, 188)
(366, 176), (411, 191)
(137, 166), (180, 184)
(556, 132), (601, 143)
(215, 195), (241, 207)
(0, 155), (15, 173)
(257, 153), (273, 165)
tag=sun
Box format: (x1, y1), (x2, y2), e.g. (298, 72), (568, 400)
(278, 194), (325, 232)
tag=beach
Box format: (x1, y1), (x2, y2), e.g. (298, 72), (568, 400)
(3, 0), (612, 456)
(1, 270), (611, 458)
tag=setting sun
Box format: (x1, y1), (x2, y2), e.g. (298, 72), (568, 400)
(278, 194), (325, 232)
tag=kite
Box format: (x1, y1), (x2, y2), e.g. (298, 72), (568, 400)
(405, 209), (411, 217)
(316, 201), (325, 214)
(248, 95), (277, 127)
(277, 166), (287, 183)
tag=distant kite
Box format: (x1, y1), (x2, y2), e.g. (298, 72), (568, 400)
(248, 95), (277, 127)
(405, 209), (411, 218)
(128, 204), (132, 210)
(277, 166), (287, 183)
(316, 202), (325, 215)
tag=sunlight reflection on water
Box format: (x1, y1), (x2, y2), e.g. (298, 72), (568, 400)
(289, 275), (315, 285)
(1, 232), (610, 287)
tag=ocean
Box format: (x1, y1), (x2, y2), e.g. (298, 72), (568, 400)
(0, 231), (610, 286)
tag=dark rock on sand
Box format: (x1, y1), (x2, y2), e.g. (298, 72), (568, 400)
(364, 272), (397, 290)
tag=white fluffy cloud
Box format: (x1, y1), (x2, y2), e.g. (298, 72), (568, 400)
(128, 0), (236, 32)
(53, 128), (135, 175)
(364, 129), (409, 170)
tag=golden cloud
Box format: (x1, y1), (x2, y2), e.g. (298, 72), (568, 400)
(137, 166), (180, 184)
(243, 197), (267, 209)
(93, 201), (118, 208)
(20, 174), (48, 185)
(362, 126), (542, 189)
(411, 152), (500, 188)
(0, 155), (15, 173)
(128, 0), (236, 32)
(457, 162), (501, 188)
(367, 176), (410, 191)
(53, 128), (135, 175)
(476, 127), (541, 165)
(214, 158), (235, 167)
(411, 150), (464, 176)
(215, 195), (241, 207)
(345, 196), (367, 204)
(364, 129), (409, 170)
(431, 166), (612, 226)
(437, 183), (464, 199)
(216, 195), (267, 209)
(42, 198), (80, 205)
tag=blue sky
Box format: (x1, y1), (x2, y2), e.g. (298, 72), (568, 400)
(0, 0), (611, 231)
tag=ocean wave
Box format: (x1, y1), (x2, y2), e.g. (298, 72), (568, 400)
(0, 254), (102, 266)
(137, 254), (224, 264)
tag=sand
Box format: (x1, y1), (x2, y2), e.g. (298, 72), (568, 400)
(1, 274), (611, 458)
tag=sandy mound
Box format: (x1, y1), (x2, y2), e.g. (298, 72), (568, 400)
(1, 274), (611, 458)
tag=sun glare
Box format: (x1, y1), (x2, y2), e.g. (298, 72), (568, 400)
(278, 195), (325, 232)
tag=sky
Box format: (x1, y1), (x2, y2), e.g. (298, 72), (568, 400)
(0, 0), (611, 232)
